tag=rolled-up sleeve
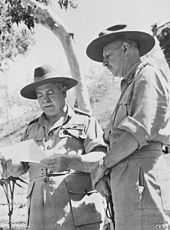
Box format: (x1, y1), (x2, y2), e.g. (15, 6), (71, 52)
(84, 117), (107, 153)
(118, 66), (169, 147)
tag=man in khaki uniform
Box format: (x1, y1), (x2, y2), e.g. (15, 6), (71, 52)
(86, 24), (170, 230)
(6, 64), (107, 230)
(0, 2), (108, 229)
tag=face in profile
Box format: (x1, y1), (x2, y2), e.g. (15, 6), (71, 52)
(36, 83), (66, 117)
(103, 41), (124, 77)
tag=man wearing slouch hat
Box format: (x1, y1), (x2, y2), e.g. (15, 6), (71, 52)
(1, 2), (108, 229)
(87, 24), (170, 230)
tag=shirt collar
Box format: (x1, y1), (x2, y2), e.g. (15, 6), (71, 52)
(121, 61), (141, 90)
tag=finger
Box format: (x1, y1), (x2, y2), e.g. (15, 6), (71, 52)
(41, 159), (58, 168)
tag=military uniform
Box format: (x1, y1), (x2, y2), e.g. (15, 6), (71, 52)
(19, 105), (107, 230)
(104, 61), (170, 230)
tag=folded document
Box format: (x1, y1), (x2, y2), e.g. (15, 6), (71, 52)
(0, 139), (47, 163)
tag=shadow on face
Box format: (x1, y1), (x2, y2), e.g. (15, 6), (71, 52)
(36, 83), (66, 117)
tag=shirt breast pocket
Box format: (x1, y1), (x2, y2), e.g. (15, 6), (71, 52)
(58, 126), (86, 154)
(59, 126), (87, 140)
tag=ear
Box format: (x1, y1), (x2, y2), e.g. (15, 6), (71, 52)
(63, 89), (67, 98)
(122, 42), (128, 53)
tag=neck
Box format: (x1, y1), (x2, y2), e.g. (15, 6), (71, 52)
(45, 105), (67, 126)
(122, 55), (140, 77)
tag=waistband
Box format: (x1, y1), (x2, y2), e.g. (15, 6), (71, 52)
(29, 169), (87, 182)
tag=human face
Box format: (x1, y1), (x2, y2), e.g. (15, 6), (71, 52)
(103, 41), (123, 77)
(36, 83), (66, 117)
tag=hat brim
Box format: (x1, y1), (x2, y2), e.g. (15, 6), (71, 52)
(86, 31), (155, 62)
(20, 77), (78, 99)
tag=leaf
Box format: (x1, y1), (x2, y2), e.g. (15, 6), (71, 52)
(15, 177), (28, 184)
(15, 182), (23, 187)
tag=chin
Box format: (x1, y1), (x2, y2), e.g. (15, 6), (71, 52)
(43, 109), (58, 117)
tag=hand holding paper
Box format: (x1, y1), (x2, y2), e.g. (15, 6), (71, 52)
(41, 154), (69, 172)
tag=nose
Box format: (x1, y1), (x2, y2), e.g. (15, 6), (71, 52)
(43, 94), (51, 103)
(103, 58), (109, 67)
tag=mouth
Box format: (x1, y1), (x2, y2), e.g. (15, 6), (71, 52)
(43, 104), (54, 109)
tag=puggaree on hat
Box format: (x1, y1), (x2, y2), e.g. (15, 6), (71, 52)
(86, 24), (155, 62)
(20, 64), (78, 99)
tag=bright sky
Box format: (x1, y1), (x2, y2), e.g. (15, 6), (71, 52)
(1, 0), (170, 93)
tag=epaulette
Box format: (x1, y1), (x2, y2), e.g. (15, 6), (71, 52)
(27, 117), (39, 126)
(73, 107), (91, 117)
(134, 61), (154, 81)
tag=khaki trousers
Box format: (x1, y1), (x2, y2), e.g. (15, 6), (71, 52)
(110, 144), (170, 230)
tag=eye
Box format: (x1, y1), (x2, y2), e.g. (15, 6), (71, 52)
(36, 92), (43, 99)
(103, 54), (111, 60)
(47, 89), (55, 96)
(162, 28), (170, 38)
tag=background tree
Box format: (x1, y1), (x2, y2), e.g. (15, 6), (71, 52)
(152, 21), (170, 67)
(0, 0), (78, 70)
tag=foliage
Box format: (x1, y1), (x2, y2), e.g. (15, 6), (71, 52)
(0, 160), (27, 229)
(151, 22), (170, 67)
(0, 0), (78, 69)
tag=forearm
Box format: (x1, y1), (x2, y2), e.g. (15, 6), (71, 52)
(68, 151), (105, 173)
(105, 130), (138, 168)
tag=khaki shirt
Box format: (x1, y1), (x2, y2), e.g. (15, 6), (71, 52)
(21, 105), (107, 230)
(23, 105), (106, 156)
(104, 61), (170, 230)
(105, 61), (170, 151)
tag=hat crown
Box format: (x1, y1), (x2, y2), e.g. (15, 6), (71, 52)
(99, 24), (127, 37)
(20, 64), (78, 99)
(86, 23), (155, 62)
(34, 65), (57, 82)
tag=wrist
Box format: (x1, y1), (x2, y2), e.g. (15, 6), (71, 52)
(99, 157), (106, 169)
(98, 157), (110, 175)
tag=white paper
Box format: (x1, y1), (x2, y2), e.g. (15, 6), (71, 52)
(0, 139), (47, 163)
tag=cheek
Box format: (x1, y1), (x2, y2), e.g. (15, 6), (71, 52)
(37, 99), (43, 108)
(52, 95), (65, 107)
(111, 56), (121, 67)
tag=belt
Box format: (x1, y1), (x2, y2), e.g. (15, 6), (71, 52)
(29, 169), (89, 181)
(29, 168), (70, 182)
(138, 142), (162, 152)
(129, 142), (163, 160)
(40, 169), (70, 177)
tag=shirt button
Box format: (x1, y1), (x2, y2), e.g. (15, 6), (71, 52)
(40, 168), (46, 176)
